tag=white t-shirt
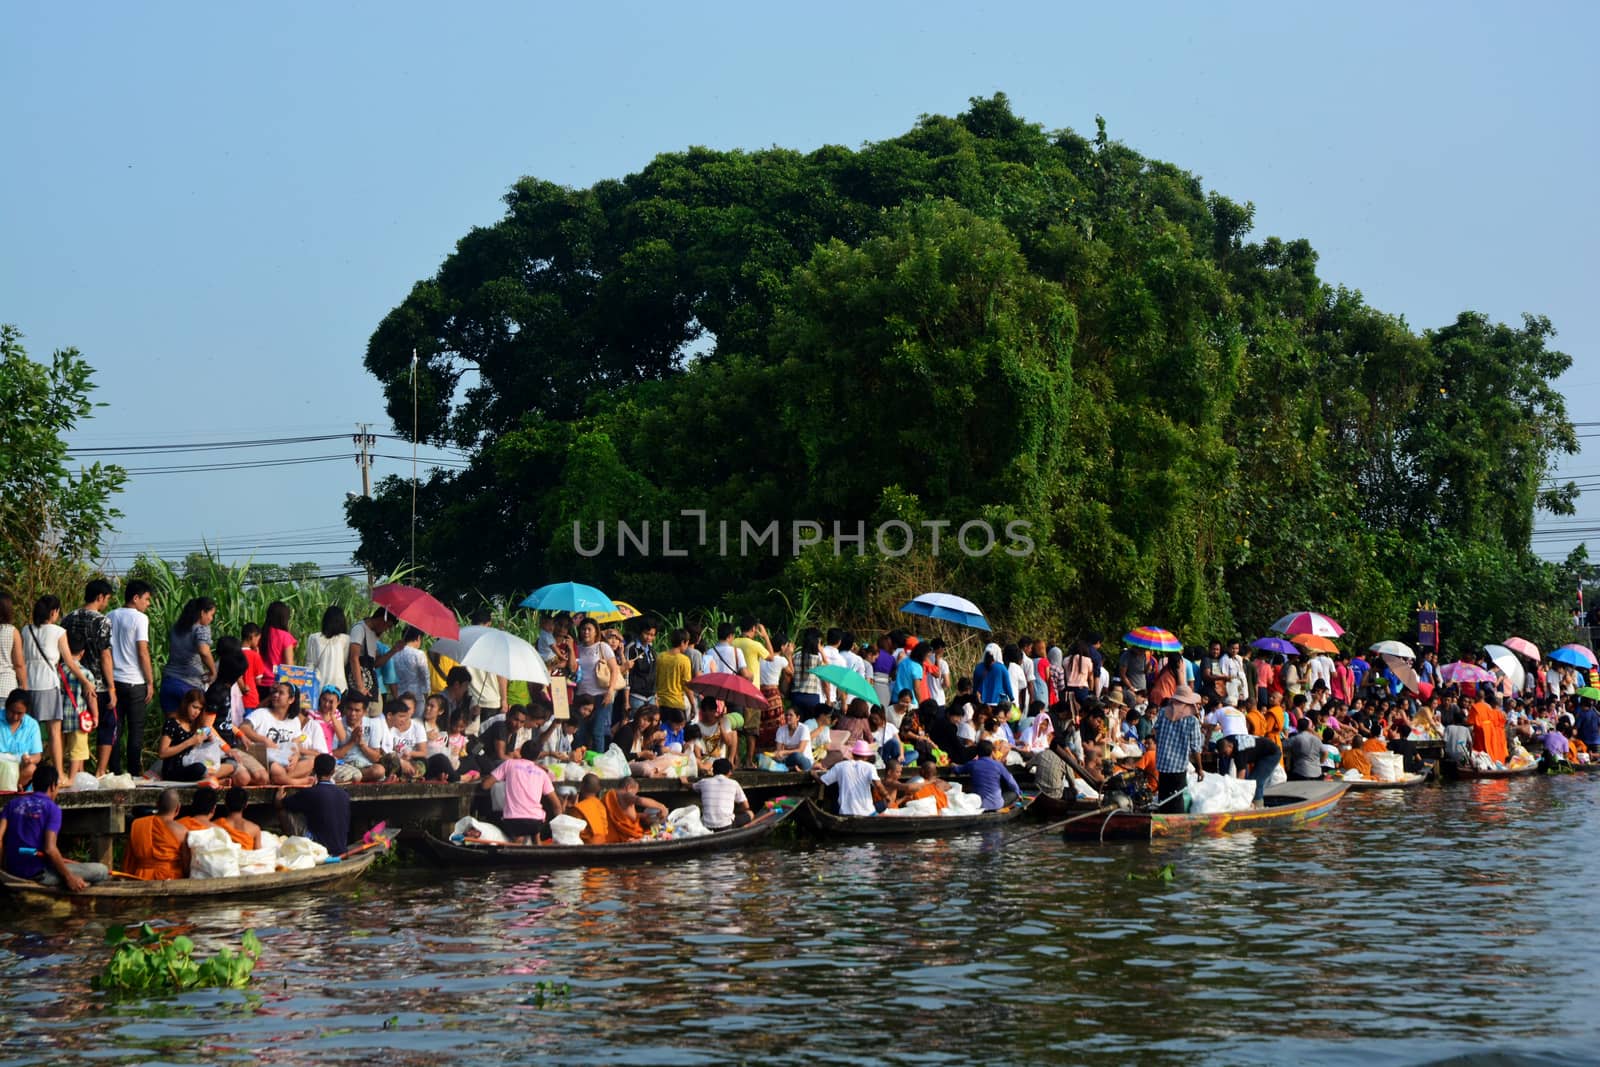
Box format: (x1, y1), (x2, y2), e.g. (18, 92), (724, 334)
(776, 721), (810, 750)
(1209, 708), (1248, 737)
(247, 709), (300, 765)
(1305, 655), (1333, 691)
(576, 641), (616, 697)
(957, 720), (978, 743)
(295, 718), (330, 756)
(108, 607), (149, 685)
(1007, 663), (1028, 707)
(702, 643), (746, 676)
(361, 714), (393, 754)
(759, 654), (789, 687)
(925, 655), (948, 704)
(820, 759), (879, 816)
(305, 632), (350, 692)
(388, 719), (427, 755)
(391, 646), (431, 702)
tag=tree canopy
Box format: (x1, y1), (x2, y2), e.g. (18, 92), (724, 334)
(352, 95), (1580, 651)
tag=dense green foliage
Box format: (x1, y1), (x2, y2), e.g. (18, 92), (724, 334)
(352, 96), (1580, 651)
(94, 924), (261, 994)
(0, 325), (126, 608)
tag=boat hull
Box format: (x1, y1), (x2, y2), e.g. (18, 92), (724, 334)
(1062, 781), (1349, 843)
(797, 797), (1027, 838)
(0, 849), (382, 910)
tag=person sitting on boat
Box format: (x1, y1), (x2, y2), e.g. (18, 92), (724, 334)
(602, 778), (668, 840)
(1542, 722), (1573, 769)
(893, 756), (949, 812)
(960, 739), (1021, 812)
(217, 786), (261, 850)
(814, 740), (886, 816)
(695, 758), (752, 829)
(1285, 718), (1323, 782)
(1025, 736), (1073, 805)
(1468, 694), (1510, 766)
(867, 707), (901, 767)
(0, 766), (107, 892)
(127, 788), (190, 880)
(276, 754), (351, 854)
(481, 740), (561, 844)
(571, 774), (613, 843)
(178, 784), (221, 832)
(0, 689), (43, 791)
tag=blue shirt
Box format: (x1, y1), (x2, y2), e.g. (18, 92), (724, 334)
(1576, 707), (1600, 747)
(0, 716), (42, 758)
(1350, 658), (1370, 691)
(892, 658), (924, 704)
(283, 780), (351, 853)
(974, 661), (1013, 706)
(2, 793), (60, 879)
(1152, 714), (1203, 774)
(961, 757), (1019, 811)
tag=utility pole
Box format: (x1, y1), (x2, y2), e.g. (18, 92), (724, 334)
(354, 423), (377, 591)
(354, 423), (376, 498)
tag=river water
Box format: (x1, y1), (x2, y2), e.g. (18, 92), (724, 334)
(1, 776), (1597, 1066)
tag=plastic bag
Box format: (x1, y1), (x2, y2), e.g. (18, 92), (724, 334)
(0, 755), (17, 793)
(188, 826), (242, 879)
(549, 813), (587, 846)
(945, 792), (984, 816)
(757, 754), (786, 773)
(1073, 779), (1101, 802)
(278, 836), (329, 870)
(890, 796), (938, 817)
(1188, 773), (1256, 814)
(71, 772), (99, 791)
(1368, 752), (1403, 781)
(450, 816), (508, 843)
(238, 829), (280, 876)
(667, 804), (711, 838)
(98, 772), (137, 791)
(1267, 763), (1288, 787)
(592, 744), (631, 780)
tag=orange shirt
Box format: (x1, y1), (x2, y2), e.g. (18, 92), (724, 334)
(572, 796), (612, 844)
(1342, 748), (1373, 778)
(1361, 738), (1388, 754)
(602, 790), (644, 840)
(907, 781), (949, 811)
(127, 815), (185, 881)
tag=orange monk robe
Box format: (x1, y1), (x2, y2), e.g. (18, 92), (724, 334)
(1469, 701), (1509, 763)
(1247, 709), (1281, 745)
(1573, 738), (1590, 759)
(602, 790), (644, 841)
(1137, 748), (1158, 793)
(127, 815), (185, 881)
(218, 820), (257, 850)
(1341, 748), (1374, 778)
(907, 781), (949, 812)
(1362, 738), (1388, 754)
(178, 816), (210, 832)
(572, 796), (613, 845)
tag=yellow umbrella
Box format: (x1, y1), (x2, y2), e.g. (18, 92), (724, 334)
(589, 601), (641, 625)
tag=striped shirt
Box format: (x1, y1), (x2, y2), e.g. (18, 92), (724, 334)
(693, 774), (749, 830)
(1152, 714), (1203, 774)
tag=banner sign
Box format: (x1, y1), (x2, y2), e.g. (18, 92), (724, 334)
(276, 664), (320, 714)
(1416, 609), (1439, 650)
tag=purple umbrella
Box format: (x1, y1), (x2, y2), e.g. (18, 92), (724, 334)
(1251, 637), (1299, 656)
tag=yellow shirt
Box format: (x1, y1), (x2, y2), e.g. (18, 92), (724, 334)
(730, 637), (769, 684)
(656, 650), (693, 710)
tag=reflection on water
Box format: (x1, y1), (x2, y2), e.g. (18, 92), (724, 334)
(2, 777), (1598, 1065)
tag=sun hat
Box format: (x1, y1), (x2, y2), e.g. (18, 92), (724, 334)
(850, 740), (875, 758)
(1170, 686), (1202, 705)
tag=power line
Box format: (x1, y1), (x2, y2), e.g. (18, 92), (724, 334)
(68, 432), (470, 458)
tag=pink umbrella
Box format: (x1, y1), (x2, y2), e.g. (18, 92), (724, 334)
(1502, 637), (1540, 662)
(1438, 661), (1496, 685)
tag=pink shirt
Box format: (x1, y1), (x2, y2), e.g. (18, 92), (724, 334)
(490, 758), (555, 821)
(263, 628), (298, 674)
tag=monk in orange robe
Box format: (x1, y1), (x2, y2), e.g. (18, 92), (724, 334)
(126, 789), (189, 881)
(905, 758), (950, 811)
(1469, 698), (1509, 764)
(601, 779), (667, 840)
(1361, 737), (1388, 754)
(178, 784), (221, 834)
(1341, 747), (1374, 779)
(572, 775), (613, 844)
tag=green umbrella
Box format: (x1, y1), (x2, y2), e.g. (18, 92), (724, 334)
(1577, 686), (1600, 700)
(813, 664), (881, 706)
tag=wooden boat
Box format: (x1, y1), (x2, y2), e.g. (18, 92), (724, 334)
(797, 797), (1028, 838)
(0, 849), (383, 910)
(586, 770), (816, 806)
(411, 798), (799, 868)
(1440, 760), (1541, 781)
(1340, 769), (1432, 791)
(1062, 780), (1349, 844)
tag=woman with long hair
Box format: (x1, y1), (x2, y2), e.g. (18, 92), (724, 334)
(304, 605), (350, 694)
(260, 600), (297, 678)
(158, 688), (238, 784)
(572, 618), (618, 753)
(789, 628), (825, 718)
(23, 595), (96, 776)
(161, 596), (216, 714)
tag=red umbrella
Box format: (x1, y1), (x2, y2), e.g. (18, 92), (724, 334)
(688, 673), (766, 712)
(371, 583), (460, 640)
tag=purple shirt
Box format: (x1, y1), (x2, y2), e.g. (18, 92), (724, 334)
(2, 793), (60, 879)
(1544, 731), (1570, 759)
(961, 756), (1020, 811)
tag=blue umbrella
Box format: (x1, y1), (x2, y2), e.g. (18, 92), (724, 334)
(519, 582), (620, 615)
(900, 592), (990, 631)
(1549, 646), (1593, 669)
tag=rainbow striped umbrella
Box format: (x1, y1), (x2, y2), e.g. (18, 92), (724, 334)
(1124, 626), (1182, 653)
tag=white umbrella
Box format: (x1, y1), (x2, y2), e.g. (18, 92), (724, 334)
(1381, 653), (1420, 693)
(430, 625), (551, 685)
(1370, 640), (1415, 660)
(1483, 644), (1525, 692)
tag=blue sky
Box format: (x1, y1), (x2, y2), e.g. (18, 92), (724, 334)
(3, 1), (1596, 575)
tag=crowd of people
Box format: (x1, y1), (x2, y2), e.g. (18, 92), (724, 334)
(1, 577), (1596, 868)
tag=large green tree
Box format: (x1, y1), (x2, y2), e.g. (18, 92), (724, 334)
(0, 324), (125, 606)
(352, 96), (1578, 652)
